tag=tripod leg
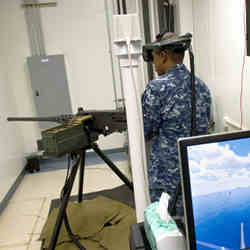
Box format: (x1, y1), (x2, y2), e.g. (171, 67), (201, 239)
(78, 149), (86, 203)
(91, 143), (134, 191)
(48, 156), (85, 250)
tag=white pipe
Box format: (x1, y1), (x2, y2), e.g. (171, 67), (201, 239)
(149, 0), (158, 41)
(34, 4), (46, 56)
(135, 0), (140, 14)
(113, 14), (150, 222)
(24, 7), (36, 56)
(30, 6), (41, 56)
(120, 65), (149, 222)
(104, 0), (119, 109)
(127, 39), (149, 193)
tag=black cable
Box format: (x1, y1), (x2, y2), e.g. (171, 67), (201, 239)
(169, 1), (174, 32)
(189, 45), (196, 136)
(60, 155), (86, 250)
(171, 3), (175, 32)
(65, 154), (71, 182)
(60, 154), (71, 201)
(122, 0), (127, 14)
(117, 0), (121, 14)
(168, 44), (196, 228)
(141, 0), (154, 80)
(48, 156), (83, 250)
(60, 153), (79, 201)
(169, 1), (171, 31)
(168, 181), (182, 216)
(166, 0), (170, 31)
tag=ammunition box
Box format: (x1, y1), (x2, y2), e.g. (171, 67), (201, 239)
(40, 122), (98, 157)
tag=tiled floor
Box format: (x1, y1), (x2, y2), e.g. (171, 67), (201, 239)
(0, 159), (131, 250)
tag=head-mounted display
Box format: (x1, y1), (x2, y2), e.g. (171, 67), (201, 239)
(142, 33), (192, 62)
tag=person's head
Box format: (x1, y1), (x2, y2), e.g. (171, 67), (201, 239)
(152, 32), (185, 76)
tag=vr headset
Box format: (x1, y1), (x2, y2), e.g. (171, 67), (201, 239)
(142, 33), (192, 62)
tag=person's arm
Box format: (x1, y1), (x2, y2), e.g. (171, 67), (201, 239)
(142, 84), (161, 141)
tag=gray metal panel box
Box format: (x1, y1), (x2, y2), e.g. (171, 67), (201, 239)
(27, 54), (72, 130)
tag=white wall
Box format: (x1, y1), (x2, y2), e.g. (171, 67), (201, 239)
(0, 64), (26, 201)
(175, 0), (194, 35)
(176, 0), (249, 132)
(40, 1), (116, 111)
(0, 0), (41, 202)
(192, 0), (248, 131)
(0, 0), (41, 154)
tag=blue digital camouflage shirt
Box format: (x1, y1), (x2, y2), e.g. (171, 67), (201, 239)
(142, 64), (211, 204)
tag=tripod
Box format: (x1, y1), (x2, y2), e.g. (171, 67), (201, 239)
(48, 142), (134, 250)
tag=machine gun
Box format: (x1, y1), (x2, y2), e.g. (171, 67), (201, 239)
(7, 107), (127, 157)
(8, 107), (132, 250)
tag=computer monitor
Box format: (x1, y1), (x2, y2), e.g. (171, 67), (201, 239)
(178, 130), (250, 250)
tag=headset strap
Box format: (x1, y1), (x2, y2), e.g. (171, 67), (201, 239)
(168, 46), (196, 217)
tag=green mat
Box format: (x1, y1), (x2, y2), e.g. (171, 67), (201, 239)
(40, 196), (136, 250)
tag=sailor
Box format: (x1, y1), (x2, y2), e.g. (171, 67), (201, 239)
(142, 32), (212, 216)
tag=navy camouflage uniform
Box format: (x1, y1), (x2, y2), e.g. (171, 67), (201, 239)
(142, 64), (211, 216)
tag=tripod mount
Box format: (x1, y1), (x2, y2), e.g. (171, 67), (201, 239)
(7, 108), (134, 249)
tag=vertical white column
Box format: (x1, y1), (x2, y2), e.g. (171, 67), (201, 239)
(121, 65), (149, 222)
(113, 14), (150, 222)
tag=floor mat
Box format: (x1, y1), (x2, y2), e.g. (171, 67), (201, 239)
(49, 184), (135, 212)
(41, 185), (135, 250)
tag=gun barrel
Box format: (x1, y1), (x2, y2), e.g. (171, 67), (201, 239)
(7, 117), (62, 123)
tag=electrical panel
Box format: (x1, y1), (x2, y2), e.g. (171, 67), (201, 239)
(27, 54), (72, 130)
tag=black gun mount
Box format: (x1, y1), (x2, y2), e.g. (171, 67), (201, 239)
(7, 108), (127, 157)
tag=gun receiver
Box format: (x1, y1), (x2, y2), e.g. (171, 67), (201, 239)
(7, 108), (127, 157)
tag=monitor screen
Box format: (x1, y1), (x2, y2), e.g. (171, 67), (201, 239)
(178, 130), (250, 250)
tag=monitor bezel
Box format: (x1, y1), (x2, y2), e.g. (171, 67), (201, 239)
(178, 130), (250, 250)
